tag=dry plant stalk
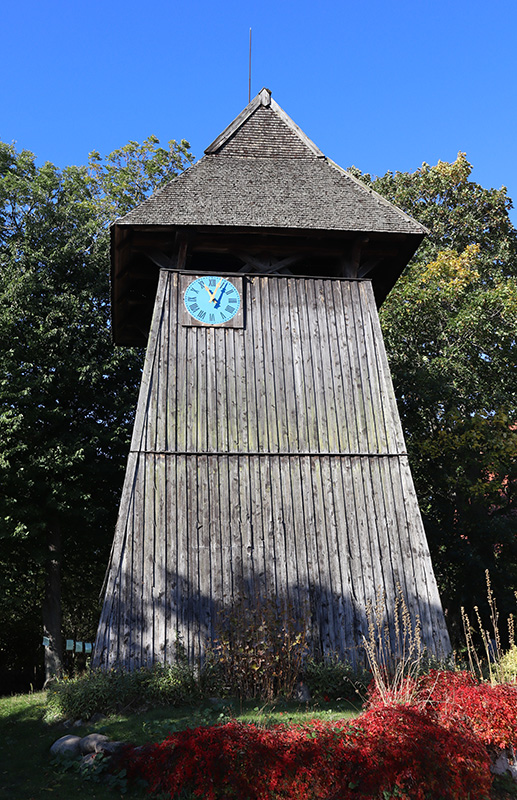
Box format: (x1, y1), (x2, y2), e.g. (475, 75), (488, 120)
(362, 585), (424, 704)
(461, 605), (483, 680)
(461, 571), (517, 684)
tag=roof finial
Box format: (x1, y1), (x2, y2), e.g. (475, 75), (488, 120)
(259, 87), (271, 107)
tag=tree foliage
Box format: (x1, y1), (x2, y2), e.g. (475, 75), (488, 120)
(0, 136), (192, 686)
(356, 154), (517, 633)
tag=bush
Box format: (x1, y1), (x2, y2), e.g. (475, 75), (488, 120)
(303, 655), (370, 701)
(116, 709), (491, 799)
(499, 644), (517, 683)
(45, 662), (199, 721)
(210, 595), (307, 701)
(417, 669), (517, 750)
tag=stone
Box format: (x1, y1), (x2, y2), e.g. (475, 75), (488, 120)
(50, 734), (82, 758)
(79, 733), (110, 754)
(97, 740), (125, 755)
(490, 750), (517, 783)
(491, 751), (509, 775)
(73, 719), (84, 728)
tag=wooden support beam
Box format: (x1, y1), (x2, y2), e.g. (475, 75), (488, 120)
(237, 253), (301, 274)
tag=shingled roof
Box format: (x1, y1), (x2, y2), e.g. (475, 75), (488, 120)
(118, 87), (425, 236)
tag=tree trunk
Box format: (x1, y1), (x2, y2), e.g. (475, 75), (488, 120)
(42, 519), (63, 684)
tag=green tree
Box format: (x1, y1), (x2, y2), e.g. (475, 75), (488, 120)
(0, 136), (192, 685)
(356, 155), (517, 636)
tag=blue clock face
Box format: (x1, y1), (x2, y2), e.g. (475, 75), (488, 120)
(184, 276), (241, 325)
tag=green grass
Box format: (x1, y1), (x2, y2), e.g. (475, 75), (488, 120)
(0, 692), (360, 799)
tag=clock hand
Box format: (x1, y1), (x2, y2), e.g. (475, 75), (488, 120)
(203, 278), (222, 303)
(202, 282), (216, 302)
(214, 282), (228, 309)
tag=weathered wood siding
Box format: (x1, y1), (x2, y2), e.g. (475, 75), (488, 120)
(94, 270), (450, 668)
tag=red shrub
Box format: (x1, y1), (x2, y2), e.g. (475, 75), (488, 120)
(356, 704), (490, 799)
(417, 670), (517, 749)
(119, 708), (491, 799)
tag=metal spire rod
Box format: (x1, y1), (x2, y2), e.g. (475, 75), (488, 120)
(248, 28), (252, 103)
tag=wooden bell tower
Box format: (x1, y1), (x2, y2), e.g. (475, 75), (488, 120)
(94, 88), (450, 669)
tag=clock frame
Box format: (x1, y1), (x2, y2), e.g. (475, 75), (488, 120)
(179, 274), (244, 328)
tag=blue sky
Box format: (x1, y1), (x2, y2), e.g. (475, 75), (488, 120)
(2, 0), (516, 223)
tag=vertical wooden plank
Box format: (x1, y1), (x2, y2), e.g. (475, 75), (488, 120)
(141, 455), (156, 666)
(197, 456), (211, 661)
(316, 283), (340, 452)
(333, 281), (360, 454)
(248, 455), (267, 599)
(196, 328), (208, 452)
(176, 455), (189, 657)
(152, 454), (166, 664)
(260, 279), (281, 453)
(229, 456), (244, 600)
(175, 322), (187, 453)
(270, 280), (290, 451)
(126, 455), (144, 670)
(247, 277), (269, 452)
(364, 282), (406, 454)
(279, 456), (295, 605)
(185, 330), (198, 454)
(208, 455), (223, 635)
(286, 457), (310, 620)
(298, 456), (323, 652)
(276, 278), (300, 452)
(235, 329), (249, 452)
(305, 280), (329, 452)
(310, 456), (337, 655)
(349, 456), (375, 612)
(219, 457), (233, 604)
(224, 330), (238, 451)
(295, 280), (320, 453)
(322, 281), (351, 453)
(357, 283), (386, 453)
(130, 270), (169, 454)
(206, 328), (218, 453)
(259, 456), (277, 599)
(338, 457), (368, 651)
(186, 455), (199, 661)
(328, 457), (356, 656)
(286, 279), (309, 452)
(341, 282), (368, 453)
(238, 456), (254, 599)
(165, 273), (178, 453)
(348, 282), (376, 453)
